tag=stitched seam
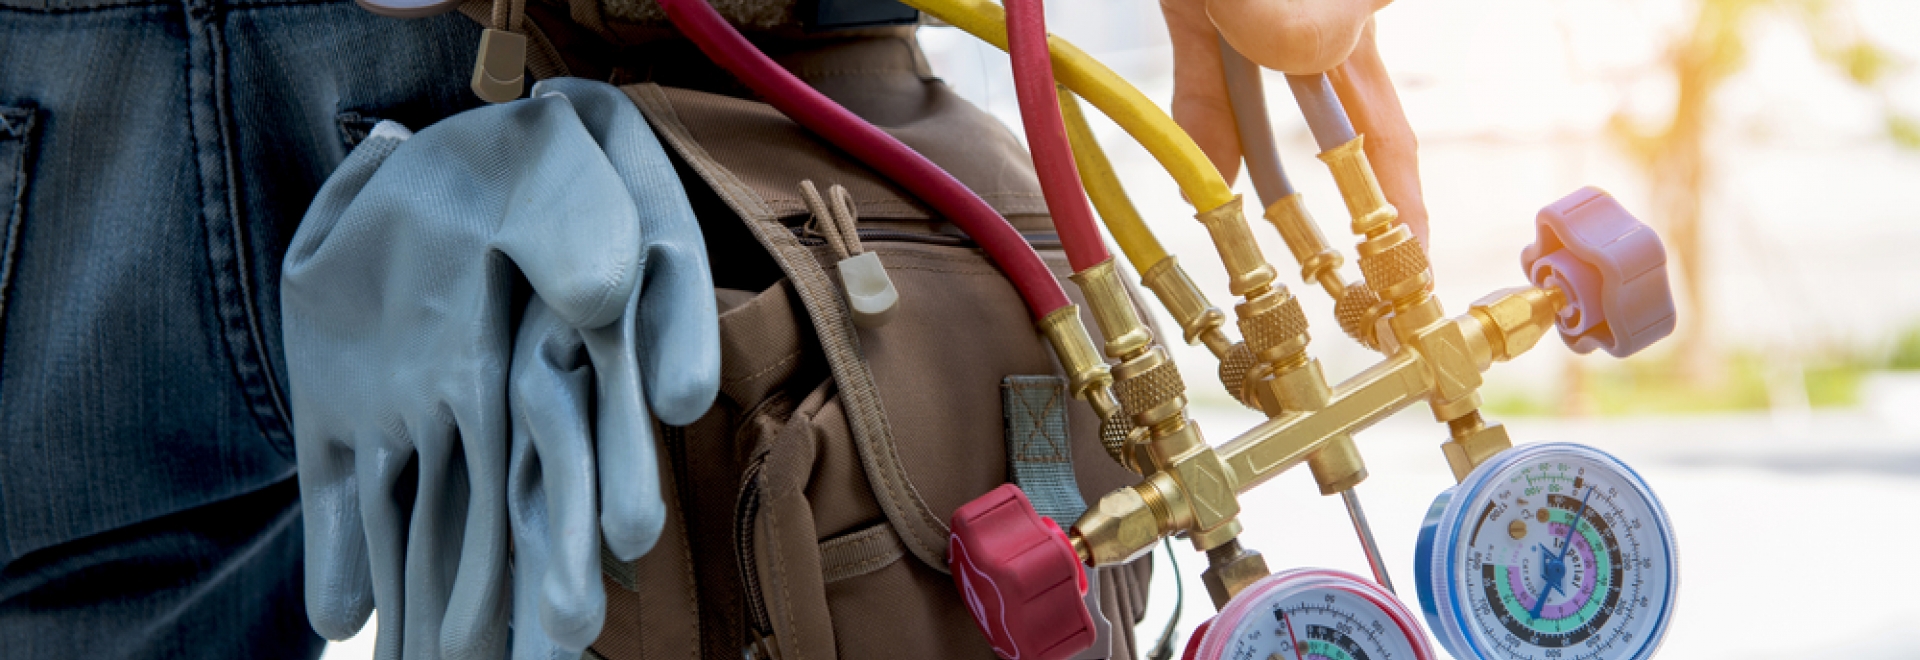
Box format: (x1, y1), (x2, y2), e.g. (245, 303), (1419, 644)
(724, 348), (802, 387)
(631, 84), (948, 572)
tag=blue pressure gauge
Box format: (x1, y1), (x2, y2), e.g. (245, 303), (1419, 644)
(1415, 443), (1678, 660)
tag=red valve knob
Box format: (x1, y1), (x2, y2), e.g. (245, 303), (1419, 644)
(1521, 187), (1677, 358)
(948, 484), (1095, 660)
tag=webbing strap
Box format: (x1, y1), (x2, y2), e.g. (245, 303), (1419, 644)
(1002, 375), (1088, 524)
(626, 83), (953, 575)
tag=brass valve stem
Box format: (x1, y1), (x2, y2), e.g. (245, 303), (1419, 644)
(1194, 196), (1276, 299)
(1263, 192), (1346, 301)
(1139, 256), (1232, 359)
(1038, 305), (1119, 421)
(1070, 258), (1154, 361)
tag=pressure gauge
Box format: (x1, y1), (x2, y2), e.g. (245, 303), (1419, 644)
(1415, 443), (1677, 660)
(1187, 568), (1436, 660)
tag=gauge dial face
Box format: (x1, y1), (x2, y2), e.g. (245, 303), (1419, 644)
(1193, 569), (1435, 660)
(1417, 443), (1677, 660)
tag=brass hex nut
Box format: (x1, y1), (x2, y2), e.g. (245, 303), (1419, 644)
(1073, 485), (1164, 566)
(1469, 287), (1560, 362)
(1201, 546), (1270, 609)
(1441, 420), (1512, 482)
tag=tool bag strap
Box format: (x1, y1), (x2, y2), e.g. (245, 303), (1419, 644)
(625, 82), (953, 574)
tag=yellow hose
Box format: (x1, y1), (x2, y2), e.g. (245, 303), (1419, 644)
(1057, 85), (1168, 271)
(908, 0), (1236, 213)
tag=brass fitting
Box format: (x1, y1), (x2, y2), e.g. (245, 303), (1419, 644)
(1039, 305), (1119, 420)
(1071, 258), (1155, 360)
(1441, 411), (1513, 482)
(1234, 288), (1310, 367)
(1201, 540), (1271, 609)
(1262, 192), (1346, 301)
(1069, 425), (1244, 564)
(1244, 359), (1367, 495)
(1334, 283), (1386, 351)
(1139, 256), (1232, 357)
(1468, 286), (1568, 364)
(1318, 135), (1398, 237)
(1357, 225), (1433, 306)
(1071, 485), (1163, 566)
(1194, 196), (1276, 298)
(1111, 347), (1187, 432)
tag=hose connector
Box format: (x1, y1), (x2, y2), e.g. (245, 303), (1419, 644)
(1139, 256), (1231, 357)
(1194, 196), (1276, 298)
(1263, 192), (1346, 300)
(1318, 136), (1398, 237)
(1070, 258), (1153, 360)
(1040, 306), (1119, 420)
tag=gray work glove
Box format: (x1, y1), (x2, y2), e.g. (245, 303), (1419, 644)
(283, 78), (718, 660)
(503, 78), (720, 659)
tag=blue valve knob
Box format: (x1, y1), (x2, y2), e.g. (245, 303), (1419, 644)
(1520, 187), (1677, 358)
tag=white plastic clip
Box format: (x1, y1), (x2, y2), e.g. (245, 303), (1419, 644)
(800, 181), (898, 328)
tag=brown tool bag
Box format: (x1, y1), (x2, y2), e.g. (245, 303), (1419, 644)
(586, 42), (1157, 660)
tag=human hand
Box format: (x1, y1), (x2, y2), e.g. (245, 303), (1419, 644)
(1161, 0), (1429, 246)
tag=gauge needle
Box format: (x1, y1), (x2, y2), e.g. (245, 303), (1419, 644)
(1280, 609), (1303, 660)
(1528, 486), (1595, 622)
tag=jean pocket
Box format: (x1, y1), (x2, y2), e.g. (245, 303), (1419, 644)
(0, 102), (41, 373)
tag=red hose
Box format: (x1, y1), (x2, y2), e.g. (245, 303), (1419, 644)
(1003, 0), (1111, 272)
(655, 0), (1072, 320)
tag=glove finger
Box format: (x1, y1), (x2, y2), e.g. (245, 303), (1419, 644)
(580, 288), (666, 561)
(297, 433), (375, 641)
(633, 239), (721, 426)
(401, 419), (471, 660)
(356, 435), (417, 660)
(511, 297), (606, 652)
(488, 93), (642, 332)
(508, 393), (568, 660)
(540, 77), (719, 426)
(441, 388), (514, 660)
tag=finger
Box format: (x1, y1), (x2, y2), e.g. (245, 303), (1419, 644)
(1209, 0), (1386, 74)
(562, 77), (722, 426)
(401, 421), (468, 660)
(489, 94), (643, 331)
(510, 297), (608, 652)
(296, 434), (375, 641)
(1325, 19), (1428, 248)
(583, 288), (668, 561)
(440, 385), (513, 660)
(356, 434), (417, 660)
(1162, 0), (1244, 189)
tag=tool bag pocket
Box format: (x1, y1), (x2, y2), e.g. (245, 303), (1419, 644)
(591, 83), (1152, 660)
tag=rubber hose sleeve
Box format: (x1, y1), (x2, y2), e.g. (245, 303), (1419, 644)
(1218, 36), (1296, 208)
(1058, 86), (1168, 271)
(1284, 72), (1357, 153)
(656, 0), (1071, 320)
(1004, 0), (1109, 272)
(901, 0), (1235, 213)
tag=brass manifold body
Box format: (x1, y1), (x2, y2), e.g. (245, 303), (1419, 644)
(1060, 135), (1576, 608)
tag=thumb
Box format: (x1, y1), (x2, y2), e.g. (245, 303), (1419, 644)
(1161, 0), (1243, 190)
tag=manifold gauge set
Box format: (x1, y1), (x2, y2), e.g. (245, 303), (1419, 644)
(645, 0), (1687, 658)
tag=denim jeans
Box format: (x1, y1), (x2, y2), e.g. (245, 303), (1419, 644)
(0, 0), (486, 655)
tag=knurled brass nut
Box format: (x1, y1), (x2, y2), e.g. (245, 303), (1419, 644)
(1360, 238), (1430, 298)
(1113, 354), (1186, 425)
(1237, 294), (1309, 358)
